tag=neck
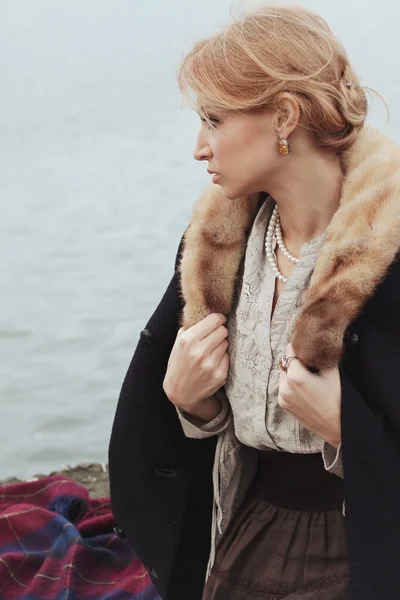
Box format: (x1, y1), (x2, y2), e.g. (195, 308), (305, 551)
(265, 148), (344, 250)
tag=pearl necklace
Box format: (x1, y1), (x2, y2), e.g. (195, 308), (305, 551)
(265, 205), (299, 283)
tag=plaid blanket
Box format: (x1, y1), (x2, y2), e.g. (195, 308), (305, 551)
(0, 475), (160, 599)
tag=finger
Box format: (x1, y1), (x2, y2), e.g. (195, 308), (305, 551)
(284, 343), (306, 375)
(285, 358), (309, 390)
(186, 313), (227, 342)
(279, 357), (302, 383)
(198, 324), (228, 355)
(278, 373), (289, 396)
(279, 361), (288, 381)
(209, 338), (229, 364)
(216, 353), (230, 383)
(277, 393), (291, 413)
(282, 343), (299, 375)
(286, 342), (295, 356)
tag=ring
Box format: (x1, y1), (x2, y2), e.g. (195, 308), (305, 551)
(279, 355), (298, 372)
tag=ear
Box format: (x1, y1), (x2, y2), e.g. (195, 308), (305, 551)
(273, 92), (301, 139)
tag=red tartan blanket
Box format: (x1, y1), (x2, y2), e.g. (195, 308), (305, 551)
(0, 475), (160, 599)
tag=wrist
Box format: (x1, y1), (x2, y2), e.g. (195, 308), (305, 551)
(179, 396), (222, 423)
(325, 433), (341, 449)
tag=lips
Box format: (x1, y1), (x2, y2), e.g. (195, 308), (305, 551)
(207, 169), (219, 175)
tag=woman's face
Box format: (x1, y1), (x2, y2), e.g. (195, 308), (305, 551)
(193, 107), (284, 199)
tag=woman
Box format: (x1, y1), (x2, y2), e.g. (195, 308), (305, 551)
(109, 5), (400, 600)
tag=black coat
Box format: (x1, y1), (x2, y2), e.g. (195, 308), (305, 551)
(109, 233), (400, 600)
(109, 238), (216, 600)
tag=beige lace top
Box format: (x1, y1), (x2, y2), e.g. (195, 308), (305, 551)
(224, 197), (341, 472)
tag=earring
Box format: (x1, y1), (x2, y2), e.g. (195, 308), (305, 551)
(278, 137), (290, 155)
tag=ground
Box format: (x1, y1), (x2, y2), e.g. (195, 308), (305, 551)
(0, 463), (110, 498)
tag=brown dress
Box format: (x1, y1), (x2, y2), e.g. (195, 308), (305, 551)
(202, 450), (349, 599)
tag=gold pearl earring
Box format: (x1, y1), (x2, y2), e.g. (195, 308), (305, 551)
(278, 137), (290, 155)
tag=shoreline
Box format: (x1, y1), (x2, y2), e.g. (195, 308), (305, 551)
(0, 463), (110, 498)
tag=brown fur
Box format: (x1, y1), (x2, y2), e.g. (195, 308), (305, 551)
(179, 126), (400, 371)
(178, 185), (260, 326)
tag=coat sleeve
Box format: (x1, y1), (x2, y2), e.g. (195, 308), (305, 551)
(176, 388), (232, 439)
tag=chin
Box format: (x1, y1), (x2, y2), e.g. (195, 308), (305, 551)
(218, 182), (254, 200)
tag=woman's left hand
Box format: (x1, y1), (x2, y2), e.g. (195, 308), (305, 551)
(278, 343), (342, 448)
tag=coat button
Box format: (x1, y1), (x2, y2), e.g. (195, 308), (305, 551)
(113, 526), (126, 539)
(348, 332), (359, 347)
(140, 329), (154, 345)
(155, 468), (177, 478)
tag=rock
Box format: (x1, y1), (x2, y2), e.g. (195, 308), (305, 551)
(0, 477), (21, 485)
(0, 464), (110, 498)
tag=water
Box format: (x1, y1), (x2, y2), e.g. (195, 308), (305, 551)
(0, 0), (399, 479)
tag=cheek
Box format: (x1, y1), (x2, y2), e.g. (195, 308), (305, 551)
(215, 126), (276, 183)
(214, 125), (251, 164)
(242, 132), (273, 168)
(240, 147), (271, 182)
(250, 142), (280, 183)
(213, 136), (235, 162)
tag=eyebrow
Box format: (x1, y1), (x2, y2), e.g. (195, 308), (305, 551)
(196, 107), (222, 118)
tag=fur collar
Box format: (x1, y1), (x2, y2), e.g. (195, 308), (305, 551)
(178, 126), (400, 371)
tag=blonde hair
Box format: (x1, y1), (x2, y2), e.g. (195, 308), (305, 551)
(177, 5), (374, 153)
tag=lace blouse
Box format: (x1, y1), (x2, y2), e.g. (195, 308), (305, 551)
(223, 197), (341, 473)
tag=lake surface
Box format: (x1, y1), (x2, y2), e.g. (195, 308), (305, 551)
(1, 0), (399, 478)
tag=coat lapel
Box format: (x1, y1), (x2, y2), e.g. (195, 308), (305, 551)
(179, 126), (400, 371)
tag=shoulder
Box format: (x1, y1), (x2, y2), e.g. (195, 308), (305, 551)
(358, 256), (400, 322)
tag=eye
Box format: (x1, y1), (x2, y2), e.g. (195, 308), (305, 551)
(200, 116), (220, 129)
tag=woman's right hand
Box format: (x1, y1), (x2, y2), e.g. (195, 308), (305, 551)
(163, 312), (229, 412)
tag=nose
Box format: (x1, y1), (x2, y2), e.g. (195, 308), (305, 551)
(193, 130), (213, 162)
